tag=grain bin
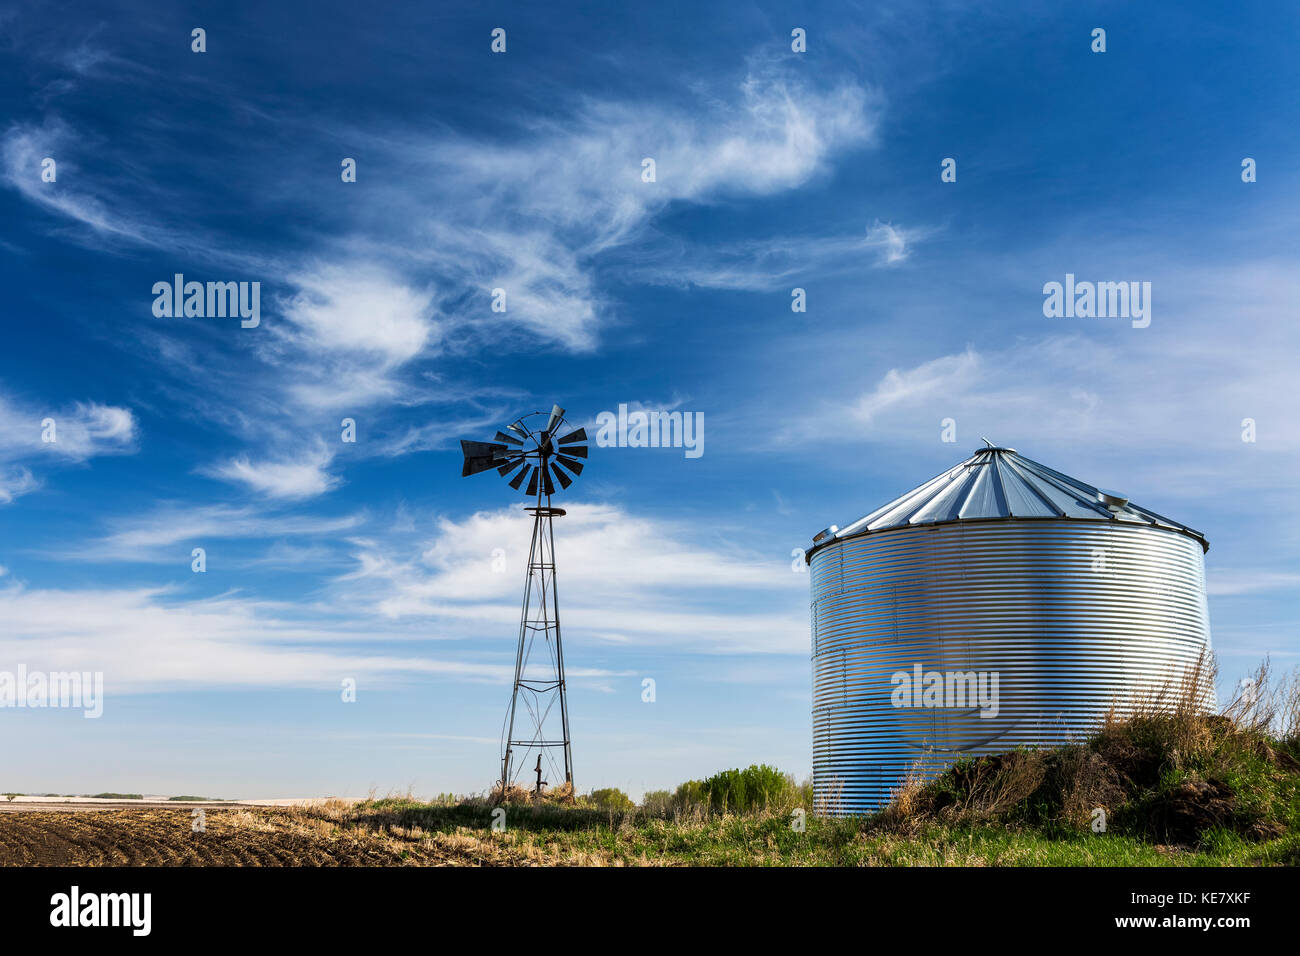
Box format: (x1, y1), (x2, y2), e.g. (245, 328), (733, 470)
(805, 445), (1213, 816)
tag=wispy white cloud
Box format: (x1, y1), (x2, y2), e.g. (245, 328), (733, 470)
(797, 312), (1300, 478)
(339, 502), (806, 654)
(205, 444), (340, 500)
(0, 467), (38, 505)
(853, 346), (981, 423)
(0, 581), (507, 691)
(268, 265), (441, 412)
(62, 503), (364, 563)
(773, 267), (1300, 525)
(0, 565), (638, 692)
(281, 266), (436, 364)
(0, 117), (259, 265)
(1207, 570), (1300, 597)
(864, 219), (912, 265)
(623, 219), (932, 292)
(374, 408), (516, 458)
(1, 118), (156, 246)
(362, 66), (881, 350)
(0, 387), (136, 504)
(56, 36), (152, 82)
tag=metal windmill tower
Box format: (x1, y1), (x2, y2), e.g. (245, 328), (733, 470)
(460, 404), (588, 798)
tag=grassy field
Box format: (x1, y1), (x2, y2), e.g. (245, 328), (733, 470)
(1, 799), (1295, 866)
(3, 657), (1296, 867)
(303, 797), (1300, 866)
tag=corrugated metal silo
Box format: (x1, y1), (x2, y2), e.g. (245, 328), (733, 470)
(806, 446), (1214, 816)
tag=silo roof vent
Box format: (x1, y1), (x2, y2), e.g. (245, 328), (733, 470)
(1097, 489), (1130, 512)
(812, 525), (839, 546)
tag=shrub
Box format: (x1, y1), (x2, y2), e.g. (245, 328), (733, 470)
(586, 787), (634, 811)
(672, 778), (707, 813)
(640, 789), (673, 815)
(699, 764), (795, 814)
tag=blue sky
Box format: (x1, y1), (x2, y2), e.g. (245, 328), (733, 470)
(0, 0), (1296, 799)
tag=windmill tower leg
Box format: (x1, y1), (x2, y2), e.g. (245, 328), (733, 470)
(500, 495), (573, 798)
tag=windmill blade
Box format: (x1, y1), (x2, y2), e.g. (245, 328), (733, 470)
(506, 420), (528, 439)
(509, 465), (529, 490)
(550, 462), (573, 490)
(555, 454), (584, 475)
(525, 466), (540, 496)
(541, 467), (555, 496)
(464, 455), (507, 476)
(497, 455), (527, 477)
(495, 431), (523, 446)
(558, 444), (587, 459)
(461, 440), (509, 476)
(546, 405), (565, 434)
(462, 440), (507, 458)
(557, 427), (586, 445)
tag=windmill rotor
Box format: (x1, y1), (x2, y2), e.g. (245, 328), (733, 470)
(460, 404), (589, 499)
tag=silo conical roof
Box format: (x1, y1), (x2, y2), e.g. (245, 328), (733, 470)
(812, 445), (1208, 555)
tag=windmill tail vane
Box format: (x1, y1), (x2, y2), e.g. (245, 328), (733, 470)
(460, 404), (588, 798)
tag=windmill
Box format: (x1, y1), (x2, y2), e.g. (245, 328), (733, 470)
(461, 404), (587, 798)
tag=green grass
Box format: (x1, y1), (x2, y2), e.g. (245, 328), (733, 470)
(89, 792), (144, 800)
(327, 797), (1300, 865)
(325, 660), (1300, 866)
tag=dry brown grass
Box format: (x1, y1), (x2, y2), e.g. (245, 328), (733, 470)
(488, 780), (575, 806)
(874, 652), (1300, 846)
(812, 776), (845, 818)
(1221, 657), (1300, 745)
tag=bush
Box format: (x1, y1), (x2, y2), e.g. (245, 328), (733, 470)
(586, 787), (634, 811)
(663, 766), (801, 815)
(672, 778), (707, 812)
(640, 790), (673, 815)
(699, 764), (796, 814)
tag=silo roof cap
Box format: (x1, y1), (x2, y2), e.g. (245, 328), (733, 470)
(810, 446), (1209, 556)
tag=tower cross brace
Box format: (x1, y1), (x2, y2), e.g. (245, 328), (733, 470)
(501, 496), (573, 794)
